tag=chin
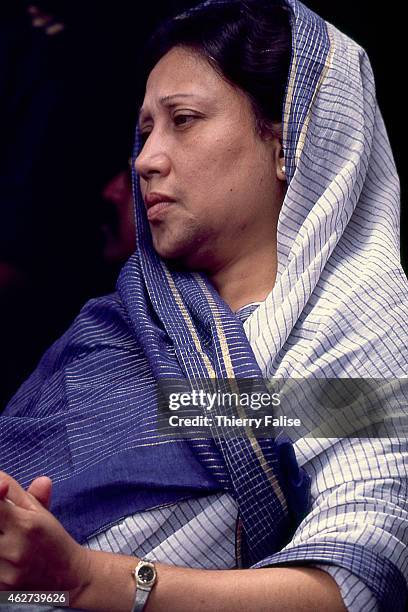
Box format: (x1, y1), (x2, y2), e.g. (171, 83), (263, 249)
(151, 225), (213, 270)
(152, 238), (189, 264)
(152, 231), (193, 259)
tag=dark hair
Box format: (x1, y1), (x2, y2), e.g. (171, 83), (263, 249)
(140, 0), (292, 138)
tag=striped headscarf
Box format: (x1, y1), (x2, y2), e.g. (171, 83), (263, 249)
(245, 0), (407, 379)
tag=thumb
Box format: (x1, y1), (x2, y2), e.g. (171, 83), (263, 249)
(27, 476), (53, 509)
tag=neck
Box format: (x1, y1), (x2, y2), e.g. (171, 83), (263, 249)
(207, 244), (277, 312)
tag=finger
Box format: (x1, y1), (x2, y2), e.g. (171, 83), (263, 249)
(0, 479), (9, 500)
(0, 530), (20, 562)
(0, 473), (35, 511)
(0, 481), (15, 516)
(0, 497), (15, 532)
(0, 557), (25, 590)
(27, 477), (52, 510)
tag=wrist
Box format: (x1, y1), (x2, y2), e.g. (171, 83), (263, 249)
(69, 549), (140, 612)
(69, 546), (93, 609)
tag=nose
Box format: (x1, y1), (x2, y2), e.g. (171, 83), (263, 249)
(135, 131), (171, 182)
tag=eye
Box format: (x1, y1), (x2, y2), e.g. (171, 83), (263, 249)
(173, 114), (197, 127)
(139, 114), (198, 143)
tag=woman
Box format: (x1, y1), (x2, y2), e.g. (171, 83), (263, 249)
(0, 0), (407, 610)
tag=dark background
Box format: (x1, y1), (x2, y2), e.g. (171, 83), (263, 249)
(0, 0), (405, 408)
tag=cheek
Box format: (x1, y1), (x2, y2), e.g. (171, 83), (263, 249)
(178, 128), (262, 224)
(191, 138), (250, 197)
(213, 145), (258, 203)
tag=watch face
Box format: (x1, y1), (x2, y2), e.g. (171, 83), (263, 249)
(138, 564), (155, 586)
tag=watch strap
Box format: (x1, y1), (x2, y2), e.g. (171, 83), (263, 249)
(132, 585), (150, 612)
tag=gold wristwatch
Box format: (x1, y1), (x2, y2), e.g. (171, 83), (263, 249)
(131, 559), (157, 612)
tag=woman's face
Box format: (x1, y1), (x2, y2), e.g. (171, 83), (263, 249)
(135, 46), (285, 272)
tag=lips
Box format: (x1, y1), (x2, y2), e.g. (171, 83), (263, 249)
(145, 192), (176, 207)
(145, 192), (176, 221)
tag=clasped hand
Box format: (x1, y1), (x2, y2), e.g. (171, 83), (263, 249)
(0, 471), (91, 601)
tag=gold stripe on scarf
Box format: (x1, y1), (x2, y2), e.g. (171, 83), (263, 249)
(162, 264), (216, 377)
(196, 276), (288, 510)
(295, 27), (334, 164)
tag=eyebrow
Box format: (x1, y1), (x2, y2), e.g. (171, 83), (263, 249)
(138, 93), (206, 125)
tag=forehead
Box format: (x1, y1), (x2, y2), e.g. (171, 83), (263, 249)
(146, 46), (221, 95)
(138, 47), (239, 122)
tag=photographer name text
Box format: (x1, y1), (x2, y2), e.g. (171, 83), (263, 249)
(168, 415), (301, 429)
